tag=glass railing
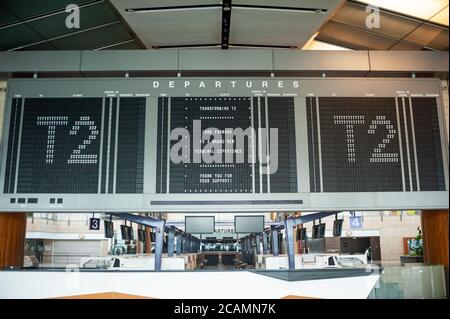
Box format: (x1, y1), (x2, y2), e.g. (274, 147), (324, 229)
(368, 264), (447, 299)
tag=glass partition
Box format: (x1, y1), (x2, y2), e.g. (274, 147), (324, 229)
(368, 264), (447, 299)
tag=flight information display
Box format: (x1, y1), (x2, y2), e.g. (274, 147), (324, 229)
(0, 78), (447, 212)
(156, 96), (297, 194)
(307, 97), (445, 192)
(3, 97), (145, 194)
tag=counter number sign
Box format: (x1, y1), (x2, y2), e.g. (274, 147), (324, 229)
(350, 216), (363, 229)
(89, 218), (101, 230)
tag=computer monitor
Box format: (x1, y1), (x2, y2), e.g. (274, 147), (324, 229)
(138, 229), (146, 242)
(234, 215), (265, 233)
(313, 223), (326, 239)
(185, 216), (215, 234)
(150, 231), (156, 242)
(333, 219), (344, 237)
(127, 226), (134, 240)
(296, 227), (307, 240)
(120, 225), (129, 240)
(104, 220), (114, 238)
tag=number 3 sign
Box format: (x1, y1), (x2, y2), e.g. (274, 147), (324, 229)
(89, 218), (101, 230)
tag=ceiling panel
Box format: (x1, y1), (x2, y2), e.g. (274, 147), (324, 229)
(118, 8), (221, 47)
(20, 41), (57, 51)
(404, 23), (449, 49)
(303, 40), (351, 50)
(355, 0), (448, 24)
(0, 23), (44, 50)
(0, 0), (92, 20)
(112, 0), (220, 10)
(26, 1), (118, 39)
(233, 0), (342, 10)
(317, 21), (398, 50)
(331, 2), (422, 39)
(230, 8), (330, 47)
(49, 22), (133, 50)
(389, 41), (428, 50)
(0, 5), (19, 26)
(430, 6), (449, 25)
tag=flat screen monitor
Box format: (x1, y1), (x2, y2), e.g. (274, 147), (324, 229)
(120, 225), (129, 240)
(234, 215), (265, 233)
(333, 219), (344, 237)
(185, 216), (215, 234)
(138, 229), (146, 242)
(313, 223), (326, 239)
(104, 220), (114, 238)
(296, 227), (307, 240)
(127, 226), (134, 240)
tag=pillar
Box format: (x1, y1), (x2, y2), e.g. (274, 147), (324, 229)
(145, 227), (151, 255)
(0, 213), (27, 268)
(421, 210), (449, 267)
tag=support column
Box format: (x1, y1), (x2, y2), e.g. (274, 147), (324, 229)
(285, 219), (296, 270)
(176, 234), (182, 256)
(136, 227), (142, 254)
(145, 227), (151, 255)
(167, 229), (175, 257)
(255, 234), (261, 255)
(421, 210), (449, 267)
(262, 232), (269, 254)
(154, 225), (164, 271)
(0, 213), (27, 268)
(271, 226), (279, 256)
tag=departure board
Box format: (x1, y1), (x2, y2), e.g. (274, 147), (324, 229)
(13, 98), (102, 193)
(0, 78), (447, 212)
(3, 97), (145, 194)
(156, 96), (297, 194)
(307, 97), (446, 192)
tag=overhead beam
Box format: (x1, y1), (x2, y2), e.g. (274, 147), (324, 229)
(221, 0), (232, 49)
(0, 50), (447, 78)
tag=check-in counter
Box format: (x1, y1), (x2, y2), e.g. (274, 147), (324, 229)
(198, 252), (241, 268)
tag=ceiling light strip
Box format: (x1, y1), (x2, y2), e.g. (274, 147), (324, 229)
(153, 44), (221, 49)
(229, 44), (296, 49)
(232, 5), (328, 13)
(124, 4), (221, 13)
(93, 39), (137, 50)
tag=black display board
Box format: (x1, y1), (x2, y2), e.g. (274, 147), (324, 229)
(319, 97), (403, 192)
(307, 97), (445, 193)
(156, 97), (297, 194)
(3, 97), (145, 194)
(171, 97), (252, 193)
(16, 98), (103, 193)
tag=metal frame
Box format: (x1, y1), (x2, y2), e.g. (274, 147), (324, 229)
(0, 77), (448, 212)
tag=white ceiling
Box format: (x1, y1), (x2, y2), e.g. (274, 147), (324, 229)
(110, 0), (344, 49)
